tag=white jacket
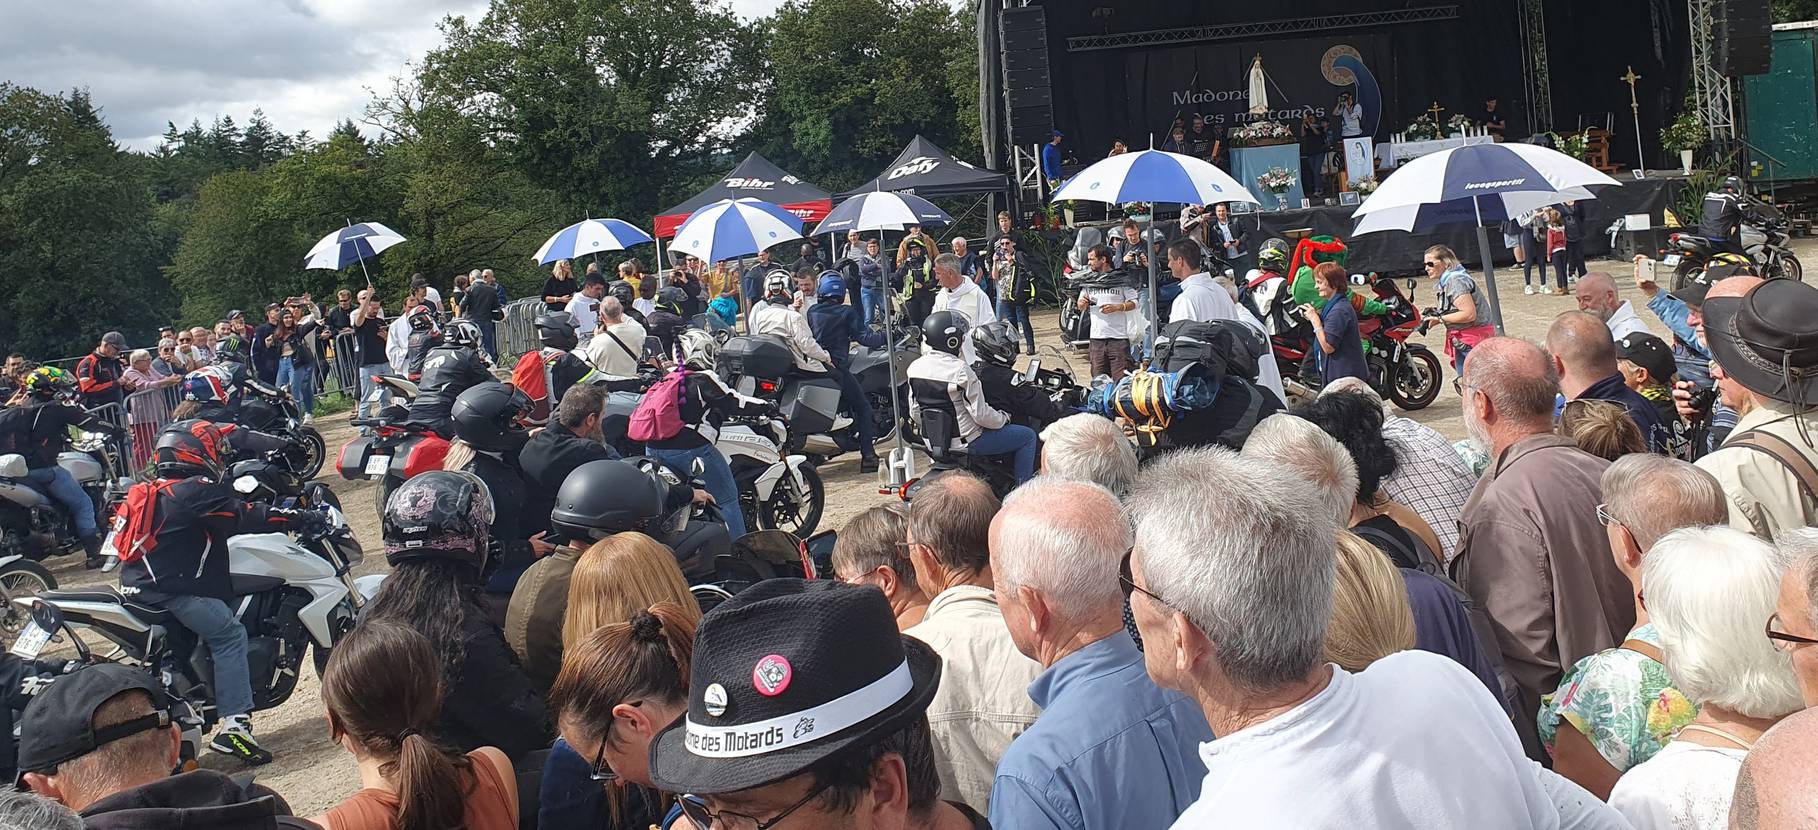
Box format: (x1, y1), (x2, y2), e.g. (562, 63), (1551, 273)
(929, 280), (998, 365)
(749, 300), (831, 372)
(907, 350), (1006, 442)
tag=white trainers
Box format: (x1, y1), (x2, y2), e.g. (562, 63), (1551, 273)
(301, 413), (314, 425)
(1523, 284), (1536, 295)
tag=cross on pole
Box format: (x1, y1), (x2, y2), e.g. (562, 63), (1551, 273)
(1426, 101), (1446, 121)
(1622, 66), (1646, 173)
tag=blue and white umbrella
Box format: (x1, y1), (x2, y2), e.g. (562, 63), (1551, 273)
(812, 191), (951, 235)
(1051, 149), (1259, 206)
(532, 218), (655, 264)
(1352, 142), (1620, 332)
(303, 222), (406, 270)
(1051, 150), (1259, 348)
(670, 198), (805, 265)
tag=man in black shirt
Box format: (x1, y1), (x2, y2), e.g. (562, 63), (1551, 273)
(1482, 97), (1507, 142)
(350, 291), (392, 421)
(461, 270), (501, 358)
(0, 367), (122, 565)
(519, 385), (619, 532)
(1187, 114), (1214, 160)
(1300, 114), (1330, 196)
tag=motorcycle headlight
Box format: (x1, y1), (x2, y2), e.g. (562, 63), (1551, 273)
(232, 475), (259, 495)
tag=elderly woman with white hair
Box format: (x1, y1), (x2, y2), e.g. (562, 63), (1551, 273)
(1038, 413), (1138, 496)
(1608, 526), (1804, 830)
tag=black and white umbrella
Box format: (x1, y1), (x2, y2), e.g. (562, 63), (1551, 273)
(303, 221), (407, 288)
(812, 191), (951, 236)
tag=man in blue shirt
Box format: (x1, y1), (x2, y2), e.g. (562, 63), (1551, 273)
(988, 477), (1213, 830)
(1041, 130), (1065, 186)
(1549, 311), (1667, 453)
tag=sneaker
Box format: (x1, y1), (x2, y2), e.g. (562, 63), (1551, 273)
(209, 716), (273, 765)
(1523, 284), (1535, 295)
(301, 413), (314, 425)
(859, 457), (880, 474)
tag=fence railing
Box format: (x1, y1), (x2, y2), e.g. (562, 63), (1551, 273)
(122, 384), (183, 470)
(497, 298), (546, 363)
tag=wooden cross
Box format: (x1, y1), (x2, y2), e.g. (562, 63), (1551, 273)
(1621, 66), (1642, 113)
(1426, 101), (1445, 120)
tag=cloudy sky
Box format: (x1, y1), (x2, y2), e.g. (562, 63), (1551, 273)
(1, 0), (784, 151)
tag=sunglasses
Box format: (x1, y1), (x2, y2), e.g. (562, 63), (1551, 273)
(678, 783), (832, 830)
(1767, 614), (1818, 651)
(1422, 260), (1441, 268)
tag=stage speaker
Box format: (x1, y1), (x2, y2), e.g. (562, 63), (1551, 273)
(1001, 5), (1054, 146)
(1718, 0), (1772, 76)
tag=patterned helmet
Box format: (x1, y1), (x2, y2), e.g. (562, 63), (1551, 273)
(678, 328), (719, 371)
(407, 304), (437, 333)
(444, 319), (483, 349)
(764, 269), (794, 303)
(181, 369), (230, 405)
(970, 320), (1020, 367)
(1256, 240), (1290, 273)
(23, 367), (75, 400)
(382, 470), (496, 570)
(155, 419), (228, 480)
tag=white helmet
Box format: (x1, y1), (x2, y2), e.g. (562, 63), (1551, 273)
(445, 318), (483, 348)
(679, 328), (719, 371)
(763, 269), (794, 303)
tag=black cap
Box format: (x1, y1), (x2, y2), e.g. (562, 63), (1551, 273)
(1670, 261), (1756, 307)
(648, 580), (940, 795)
(1615, 332), (1677, 386)
(100, 332), (126, 348)
(17, 663), (168, 775)
(1702, 279), (1818, 405)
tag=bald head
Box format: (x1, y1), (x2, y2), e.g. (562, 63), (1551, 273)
(1731, 707), (1818, 829)
(991, 478), (1129, 626)
(1464, 337), (1560, 427)
(1575, 272), (1620, 320)
(1547, 311), (1619, 379)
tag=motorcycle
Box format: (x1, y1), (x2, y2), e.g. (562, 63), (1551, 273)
(0, 423), (130, 566)
(716, 333), (915, 461)
(1264, 277), (1443, 411)
(624, 456), (732, 584)
(0, 554), (55, 647)
(234, 383), (327, 480)
(687, 529), (828, 614)
(227, 452), (342, 513)
(1665, 201), (1805, 288)
(336, 399), (450, 516)
(902, 355), (1081, 500)
(12, 503), (369, 738)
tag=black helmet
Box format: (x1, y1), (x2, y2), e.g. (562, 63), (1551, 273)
(970, 321), (1019, 367)
(214, 341), (247, 365)
(922, 310), (969, 356)
(550, 459), (668, 543)
(608, 279), (637, 307)
(407, 305), (436, 333)
(1722, 175), (1743, 194)
(656, 286), (688, 315)
(445, 319), (483, 349)
(535, 312), (579, 351)
(382, 470), (495, 569)
(154, 419), (228, 480)
(450, 382), (532, 453)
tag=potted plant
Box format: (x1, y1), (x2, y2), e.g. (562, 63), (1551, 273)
(1352, 177), (1379, 196)
(1258, 167), (1297, 211)
(1447, 113), (1475, 138)
(1661, 110), (1704, 174)
(1404, 114), (1442, 142)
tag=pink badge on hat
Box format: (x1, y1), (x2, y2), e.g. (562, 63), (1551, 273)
(752, 654), (793, 697)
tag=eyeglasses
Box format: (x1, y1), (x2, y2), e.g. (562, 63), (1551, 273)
(838, 565), (883, 586)
(1595, 503), (1621, 528)
(1422, 260), (1442, 269)
(178, 338), (192, 344)
(678, 783), (832, 830)
(585, 700), (641, 782)
(1119, 550), (1167, 607)
(1767, 614), (1818, 651)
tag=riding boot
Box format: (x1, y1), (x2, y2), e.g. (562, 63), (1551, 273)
(82, 535), (105, 570)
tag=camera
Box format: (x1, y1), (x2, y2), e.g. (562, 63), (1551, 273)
(1688, 386), (1719, 416)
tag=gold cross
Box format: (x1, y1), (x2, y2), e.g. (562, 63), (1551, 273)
(1426, 101), (1445, 120)
(1621, 66), (1642, 111)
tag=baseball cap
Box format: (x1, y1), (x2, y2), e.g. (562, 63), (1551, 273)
(16, 663), (168, 776)
(1670, 261), (1755, 307)
(100, 331), (125, 348)
(1615, 332), (1676, 385)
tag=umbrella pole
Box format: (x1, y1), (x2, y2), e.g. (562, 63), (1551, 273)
(1474, 196), (1507, 335)
(1145, 214), (1160, 360)
(882, 246), (913, 491)
(356, 254), (375, 294)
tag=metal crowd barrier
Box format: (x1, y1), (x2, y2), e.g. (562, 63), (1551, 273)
(496, 297), (545, 363)
(122, 385), (182, 470)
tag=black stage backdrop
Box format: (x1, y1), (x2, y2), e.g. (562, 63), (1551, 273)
(1032, 0), (1689, 169)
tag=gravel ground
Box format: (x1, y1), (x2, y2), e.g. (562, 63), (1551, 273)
(27, 239), (1812, 814)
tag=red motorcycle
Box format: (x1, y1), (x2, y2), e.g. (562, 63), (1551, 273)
(1266, 275), (1443, 411)
(334, 396), (450, 516)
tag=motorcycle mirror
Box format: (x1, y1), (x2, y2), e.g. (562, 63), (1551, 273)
(232, 475), (259, 495)
(1406, 278), (1418, 293)
(28, 599), (65, 635)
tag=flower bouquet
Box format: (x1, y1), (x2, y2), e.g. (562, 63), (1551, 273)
(1352, 177), (1379, 196)
(1447, 113), (1475, 136)
(1231, 120), (1294, 147)
(1258, 166), (1297, 210)
(1404, 114), (1442, 142)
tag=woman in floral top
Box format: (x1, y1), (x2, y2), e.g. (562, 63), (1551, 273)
(1536, 455), (1723, 798)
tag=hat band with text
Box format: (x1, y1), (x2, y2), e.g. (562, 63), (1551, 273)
(684, 660), (912, 759)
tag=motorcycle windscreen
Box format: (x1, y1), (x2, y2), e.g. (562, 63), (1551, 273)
(721, 529), (809, 581)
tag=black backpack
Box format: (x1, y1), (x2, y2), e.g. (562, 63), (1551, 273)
(1150, 319), (1263, 381)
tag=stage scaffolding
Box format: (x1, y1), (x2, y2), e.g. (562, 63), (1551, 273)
(1517, 0), (1553, 133)
(1061, 6), (1458, 51)
(1687, 0), (1737, 145)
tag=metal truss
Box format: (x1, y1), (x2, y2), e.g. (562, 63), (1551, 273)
(1517, 0), (1553, 133)
(1012, 145), (1044, 207)
(1687, 0), (1736, 142)
(1063, 5), (1458, 52)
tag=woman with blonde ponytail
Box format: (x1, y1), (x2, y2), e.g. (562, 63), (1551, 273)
(313, 621), (519, 830)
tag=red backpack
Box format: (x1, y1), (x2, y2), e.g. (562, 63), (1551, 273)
(627, 369), (690, 443)
(110, 479), (180, 564)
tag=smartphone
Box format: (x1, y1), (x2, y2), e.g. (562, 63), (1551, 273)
(1637, 257), (1661, 285)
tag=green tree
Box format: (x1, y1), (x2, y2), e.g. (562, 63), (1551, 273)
(1775, 0), (1818, 22)
(748, 0), (979, 191)
(418, 0), (757, 220)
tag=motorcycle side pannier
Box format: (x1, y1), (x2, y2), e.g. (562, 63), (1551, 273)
(782, 380), (843, 437)
(719, 336), (796, 379)
(335, 436), (377, 481)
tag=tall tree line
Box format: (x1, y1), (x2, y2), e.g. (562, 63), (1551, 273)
(0, 0), (979, 359)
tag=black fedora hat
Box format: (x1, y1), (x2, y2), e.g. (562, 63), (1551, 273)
(648, 579), (941, 796)
(1703, 279), (1818, 405)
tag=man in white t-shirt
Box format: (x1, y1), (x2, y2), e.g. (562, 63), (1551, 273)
(583, 296), (647, 379)
(929, 253), (996, 365)
(564, 275), (608, 340)
(1079, 245), (1139, 381)
(1126, 448), (1631, 830)
(1166, 239), (1287, 403)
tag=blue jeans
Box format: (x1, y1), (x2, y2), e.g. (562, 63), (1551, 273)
(968, 424), (1038, 483)
(477, 320), (497, 359)
(276, 358), (315, 416)
(26, 466), (95, 539)
(1451, 340), (1473, 380)
(647, 444), (746, 540)
(157, 594), (254, 719)
(997, 300), (1035, 350)
(836, 368), (877, 459)
(358, 363), (389, 419)
(861, 287), (886, 328)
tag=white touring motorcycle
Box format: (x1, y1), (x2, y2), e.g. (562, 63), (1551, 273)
(9, 503), (375, 743)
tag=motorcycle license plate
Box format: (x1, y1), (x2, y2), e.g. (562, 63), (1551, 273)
(10, 621), (50, 659)
(1662, 254), (1682, 267)
(363, 455), (391, 478)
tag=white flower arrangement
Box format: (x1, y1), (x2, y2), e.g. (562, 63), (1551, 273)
(1258, 166), (1297, 193)
(1231, 120), (1294, 147)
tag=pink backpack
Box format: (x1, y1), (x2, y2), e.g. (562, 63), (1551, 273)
(628, 369), (690, 442)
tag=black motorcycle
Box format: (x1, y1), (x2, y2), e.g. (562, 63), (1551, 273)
(235, 384), (327, 480)
(1666, 200), (1804, 288)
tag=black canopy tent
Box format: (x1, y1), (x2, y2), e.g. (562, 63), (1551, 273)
(837, 135), (1011, 200)
(654, 152), (832, 239)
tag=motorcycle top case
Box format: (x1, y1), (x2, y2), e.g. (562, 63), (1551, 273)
(335, 436), (378, 481)
(782, 380), (843, 437)
(719, 336), (796, 380)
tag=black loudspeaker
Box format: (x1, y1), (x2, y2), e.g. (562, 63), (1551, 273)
(1718, 0), (1772, 76)
(1001, 6), (1054, 146)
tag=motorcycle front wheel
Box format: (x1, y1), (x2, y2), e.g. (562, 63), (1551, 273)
(294, 427), (327, 480)
(1670, 260), (1702, 292)
(755, 465), (826, 538)
(1388, 347), (1444, 411)
(1771, 253), (1805, 285)
(0, 559), (57, 643)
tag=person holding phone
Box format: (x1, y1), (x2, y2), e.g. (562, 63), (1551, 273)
(1302, 262), (1368, 384)
(1336, 92), (1364, 139)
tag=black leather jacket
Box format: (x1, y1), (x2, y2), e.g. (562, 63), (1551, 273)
(408, 345), (494, 430)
